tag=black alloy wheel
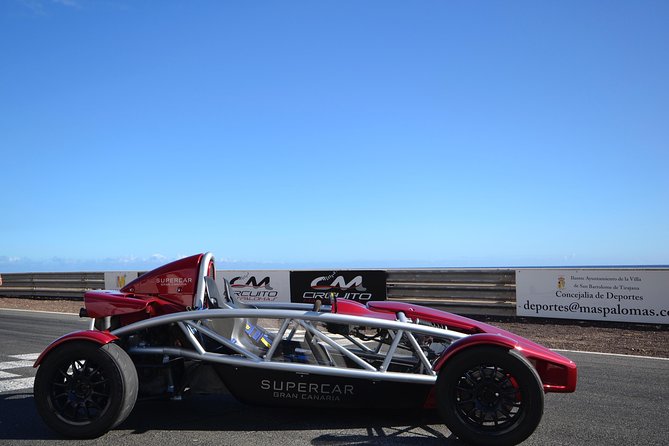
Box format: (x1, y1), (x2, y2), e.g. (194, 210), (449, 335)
(436, 346), (544, 446)
(34, 341), (138, 438)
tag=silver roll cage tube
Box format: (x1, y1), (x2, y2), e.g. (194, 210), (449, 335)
(110, 307), (467, 385)
(192, 252), (215, 310)
(91, 252), (468, 385)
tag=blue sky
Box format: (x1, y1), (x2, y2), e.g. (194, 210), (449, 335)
(1, 0), (667, 272)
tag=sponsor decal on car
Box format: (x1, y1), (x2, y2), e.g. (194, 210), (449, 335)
(260, 379), (354, 401)
(155, 277), (193, 286)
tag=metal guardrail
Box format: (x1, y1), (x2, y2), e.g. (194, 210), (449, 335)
(386, 270), (516, 316)
(0, 272), (105, 299)
(0, 270), (517, 316)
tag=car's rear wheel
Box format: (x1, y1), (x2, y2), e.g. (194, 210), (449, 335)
(34, 341), (138, 438)
(436, 346), (544, 446)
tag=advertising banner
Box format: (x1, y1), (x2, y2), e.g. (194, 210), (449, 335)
(290, 270), (387, 304)
(516, 269), (669, 324)
(216, 271), (291, 304)
(103, 272), (139, 290)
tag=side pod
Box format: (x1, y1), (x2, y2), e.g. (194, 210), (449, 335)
(33, 330), (119, 367)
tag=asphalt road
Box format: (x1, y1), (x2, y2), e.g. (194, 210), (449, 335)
(0, 309), (667, 445)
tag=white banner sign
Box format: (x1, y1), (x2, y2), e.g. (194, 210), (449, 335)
(216, 270), (291, 304)
(516, 269), (669, 324)
(104, 272), (139, 290)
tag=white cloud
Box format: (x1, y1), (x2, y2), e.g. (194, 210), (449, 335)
(52, 0), (78, 6)
(17, 0), (46, 14)
(0, 256), (23, 265)
(149, 253), (168, 261)
(17, 0), (80, 15)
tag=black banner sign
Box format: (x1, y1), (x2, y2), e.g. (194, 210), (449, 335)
(289, 270), (387, 304)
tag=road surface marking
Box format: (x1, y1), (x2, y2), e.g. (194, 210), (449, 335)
(554, 349), (669, 361)
(10, 353), (39, 361)
(0, 353), (40, 393)
(0, 360), (34, 370)
(0, 377), (35, 393)
(0, 307), (79, 316)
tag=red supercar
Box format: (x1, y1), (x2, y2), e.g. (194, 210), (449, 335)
(33, 253), (576, 446)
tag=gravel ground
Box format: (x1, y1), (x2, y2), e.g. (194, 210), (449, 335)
(2, 297), (668, 358)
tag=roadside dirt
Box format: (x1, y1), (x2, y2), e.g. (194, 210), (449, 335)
(2, 297), (668, 358)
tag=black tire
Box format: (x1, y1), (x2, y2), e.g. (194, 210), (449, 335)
(34, 341), (138, 438)
(436, 346), (544, 446)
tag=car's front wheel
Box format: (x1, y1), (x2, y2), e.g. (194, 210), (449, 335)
(436, 346), (544, 446)
(34, 341), (138, 438)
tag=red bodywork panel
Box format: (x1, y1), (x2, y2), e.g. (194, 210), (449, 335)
(367, 301), (487, 333)
(332, 300), (396, 321)
(34, 256), (212, 369)
(83, 254), (211, 321)
(340, 300), (577, 393)
(120, 254), (204, 309)
(34, 330), (118, 367)
(84, 290), (183, 320)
